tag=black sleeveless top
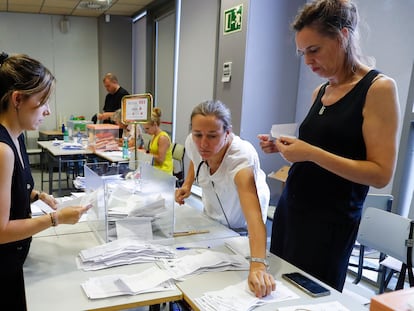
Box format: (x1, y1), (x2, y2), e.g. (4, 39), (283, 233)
(0, 124), (33, 250)
(284, 69), (379, 222)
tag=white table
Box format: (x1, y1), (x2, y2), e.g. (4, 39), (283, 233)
(37, 140), (93, 196)
(24, 230), (182, 311)
(175, 238), (369, 311)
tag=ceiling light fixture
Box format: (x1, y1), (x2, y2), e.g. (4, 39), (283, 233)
(78, 0), (112, 10)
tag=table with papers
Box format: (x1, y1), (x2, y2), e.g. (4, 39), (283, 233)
(25, 196), (368, 311)
(24, 230), (182, 311)
(175, 239), (369, 311)
(37, 140), (93, 196)
(24, 201), (239, 311)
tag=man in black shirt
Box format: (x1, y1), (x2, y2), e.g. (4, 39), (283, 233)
(97, 73), (129, 124)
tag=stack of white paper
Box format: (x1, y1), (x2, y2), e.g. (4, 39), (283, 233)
(107, 191), (166, 218)
(161, 250), (249, 280)
(194, 280), (299, 311)
(277, 301), (350, 311)
(77, 237), (176, 271)
(81, 266), (176, 299)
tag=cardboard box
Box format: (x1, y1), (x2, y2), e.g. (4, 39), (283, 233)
(87, 124), (120, 151)
(370, 287), (414, 311)
(268, 165), (290, 183)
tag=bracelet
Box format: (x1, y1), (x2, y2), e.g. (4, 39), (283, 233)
(49, 212), (58, 227)
(250, 257), (269, 269)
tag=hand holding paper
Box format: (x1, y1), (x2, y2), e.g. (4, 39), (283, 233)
(270, 123), (298, 140)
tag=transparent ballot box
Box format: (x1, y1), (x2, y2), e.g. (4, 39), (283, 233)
(84, 161), (176, 244)
(67, 119), (93, 140)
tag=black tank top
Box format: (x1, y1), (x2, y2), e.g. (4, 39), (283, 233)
(0, 124), (33, 249)
(285, 69), (379, 222)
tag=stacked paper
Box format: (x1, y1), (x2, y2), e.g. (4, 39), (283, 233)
(161, 250), (249, 280)
(107, 190), (166, 218)
(277, 301), (350, 311)
(81, 266), (176, 299)
(194, 280), (299, 311)
(77, 237), (176, 271)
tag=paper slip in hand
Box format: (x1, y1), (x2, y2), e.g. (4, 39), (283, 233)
(31, 199), (54, 216)
(270, 123), (298, 139)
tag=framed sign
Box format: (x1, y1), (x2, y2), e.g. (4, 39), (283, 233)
(121, 93), (153, 124)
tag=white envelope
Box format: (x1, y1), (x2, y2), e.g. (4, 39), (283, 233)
(270, 123), (298, 139)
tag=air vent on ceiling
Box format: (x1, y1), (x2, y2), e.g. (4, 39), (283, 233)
(78, 0), (112, 10)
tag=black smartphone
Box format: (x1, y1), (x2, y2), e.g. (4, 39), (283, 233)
(282, 272), (331, 297)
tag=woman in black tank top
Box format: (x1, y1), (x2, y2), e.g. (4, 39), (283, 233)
(0, 53), (91, 310)
(259, 0), (400, 291)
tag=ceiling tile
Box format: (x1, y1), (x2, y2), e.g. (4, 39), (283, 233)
(2, 0), (158, 17)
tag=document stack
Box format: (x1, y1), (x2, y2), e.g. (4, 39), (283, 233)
(83, 161), (176, 243)
(77, 237), (176, 271)
(81, 266), (176, 299)
(161, 249), (250, 280)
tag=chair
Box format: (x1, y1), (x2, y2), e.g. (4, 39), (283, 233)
(24, 131), (43, 168)
(172, 142), (185, 187)
(356, 207), (414, 293)
(351, 194), (393, 285)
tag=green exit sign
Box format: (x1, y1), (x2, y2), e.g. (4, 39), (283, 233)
(224, 4), (243, 35)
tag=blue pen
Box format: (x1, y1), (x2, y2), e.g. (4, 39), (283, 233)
(176, 246), (211, 250)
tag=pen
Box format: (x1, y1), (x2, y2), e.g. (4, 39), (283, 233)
(173, 230), (210, 237)
(176, 246), (211, 250)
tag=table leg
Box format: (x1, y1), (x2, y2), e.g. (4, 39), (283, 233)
(40, 148), (44, 191)
(48, 152), (53, 195)
(58, 156), (62, 197)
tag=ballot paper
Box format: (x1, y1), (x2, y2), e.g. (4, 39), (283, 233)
(106, 191), (166, 218)
(161, 249), (249, 280)
(81, 266), (176, 299)
(31, 199), (54, 216)
(194, 280), (299, 311)
(30, 191), (94, 222)
(115, 217), (153, 240)
(277, 301), (350, 311)
(270, 123), (298, 139)
(77, 237), (176, 271)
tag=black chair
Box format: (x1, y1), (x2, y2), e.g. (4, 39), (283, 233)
(172, 142), (185, 188)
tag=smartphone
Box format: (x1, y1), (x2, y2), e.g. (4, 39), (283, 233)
(282, 272), (331, 297)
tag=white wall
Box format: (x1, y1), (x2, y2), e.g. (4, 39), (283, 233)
(0, 13), (99, 136)
(174, 0), (219, 146)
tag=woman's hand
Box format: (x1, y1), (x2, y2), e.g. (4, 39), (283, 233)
(175, 186), (191, 205)
(248, 266), (276, 298)
(56, 204), (92, 225)
(257, 134), (279, 154)
(275, 136), (315, 163)
(39, 192), (58, 210)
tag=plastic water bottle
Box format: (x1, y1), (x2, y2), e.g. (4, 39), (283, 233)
(77, 131), (82, 144)
(63, 129), (69, 142)
(122, 137), (129, 159)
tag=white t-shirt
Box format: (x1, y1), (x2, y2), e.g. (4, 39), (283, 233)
(185, 133), (270, 229)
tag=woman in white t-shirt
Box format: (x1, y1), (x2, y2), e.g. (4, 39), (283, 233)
(175, 100), (275, 298)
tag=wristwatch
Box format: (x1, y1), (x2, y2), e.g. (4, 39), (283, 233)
(250, 257), (269, 268)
